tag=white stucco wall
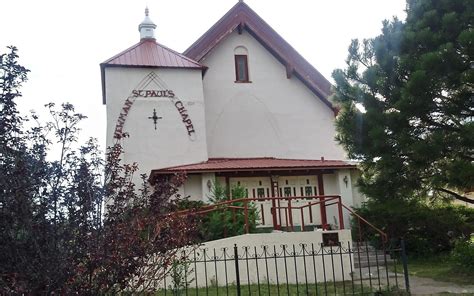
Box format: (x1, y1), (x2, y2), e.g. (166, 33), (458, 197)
(201, 173), (216, 202)
(104, 67), (208, 182)
(336, 170), (354, 229)
(184, 174), (202, 201)
(201, 30), (346, 160)
(159, 230), (353, 288)
(350, 169), (366, 208)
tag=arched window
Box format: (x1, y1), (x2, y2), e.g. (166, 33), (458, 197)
(234, 46), (250, 82)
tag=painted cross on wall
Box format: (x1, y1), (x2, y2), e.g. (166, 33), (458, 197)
(148, 108), (162, 130)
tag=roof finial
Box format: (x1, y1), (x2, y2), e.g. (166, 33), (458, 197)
(239, 0), (244, 2)
(139, 7), (157, 40)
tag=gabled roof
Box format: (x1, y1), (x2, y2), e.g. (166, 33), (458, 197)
(184, 1), (335, 111)
(100, 39), (205, 104)
(102, 39), (205, 68)
(151, 157), (354, 176)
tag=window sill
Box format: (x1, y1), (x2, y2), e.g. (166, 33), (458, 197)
(234, 80), (252, 83)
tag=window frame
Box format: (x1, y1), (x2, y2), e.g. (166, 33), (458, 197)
(234, 54), (250, 83)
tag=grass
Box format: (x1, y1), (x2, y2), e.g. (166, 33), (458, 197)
(392, 255), (474, 286)
(155, 281), (408, 295)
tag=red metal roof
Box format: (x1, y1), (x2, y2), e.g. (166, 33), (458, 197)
(102, 39), (205, 68)
(183, 2), (335, 111)
(151, 157), (355, 175)
(100, 39), (205, 104)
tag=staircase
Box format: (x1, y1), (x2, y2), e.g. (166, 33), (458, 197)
(352, 241), (394, 268)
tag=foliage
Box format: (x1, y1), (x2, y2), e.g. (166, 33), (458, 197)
(332, 0), (474, 203)
(353, 199), (474, 255)
(452, 237), (474, 272)
(168, 257), (194, 295)
(197, 182), (258, 242)
(0, 46), (198, 294)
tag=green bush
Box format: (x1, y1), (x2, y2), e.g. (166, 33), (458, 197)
(353, 199), (474, 256)
(175, 182), (258, 242)
(452, 237), (474, 272)
(178, 182), (258, 242)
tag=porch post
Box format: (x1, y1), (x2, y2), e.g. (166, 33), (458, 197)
(337, 196), (345, 229)
(288, 197), (293, 231)
(317, 174), (328, 230)
(225, 176), (230, 198)
(270, 176), (279, 230)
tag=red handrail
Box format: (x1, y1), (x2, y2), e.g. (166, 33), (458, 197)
(172, 195), (388, 243)
(341, 203), (388, 243)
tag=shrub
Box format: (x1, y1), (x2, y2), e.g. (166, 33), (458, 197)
(452, 237), (474, 272)
(353, 199), (474, 256)
(198, 182), (258, 242)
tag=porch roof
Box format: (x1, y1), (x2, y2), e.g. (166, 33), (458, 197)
(151, 157), (356, 176)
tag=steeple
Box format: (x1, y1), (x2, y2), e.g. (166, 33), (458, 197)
(138, 7), (157, 40)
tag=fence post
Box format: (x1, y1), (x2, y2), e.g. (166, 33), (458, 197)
(400, 238), (410, 293)
(234, 244), (241, 296)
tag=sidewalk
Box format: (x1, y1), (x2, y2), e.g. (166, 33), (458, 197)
(353, 266), (474, 295)
(409, 275), (474, 295)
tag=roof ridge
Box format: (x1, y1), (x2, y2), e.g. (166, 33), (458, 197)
(183, 2), (334, 109)
(183, 1), (244, 56)
(209, 157), (275, 160)
(240, 8), (331, 97)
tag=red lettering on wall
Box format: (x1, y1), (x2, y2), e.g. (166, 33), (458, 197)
(114, 97), (137, 139)
(131, 89), (176, 98)
(114, 94), (196, 140)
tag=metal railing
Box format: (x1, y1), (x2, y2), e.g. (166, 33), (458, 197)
(341, 203), (389, 244)
(174, 195), (388, 243)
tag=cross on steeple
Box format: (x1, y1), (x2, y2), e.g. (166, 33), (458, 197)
(148, 109), (162, 130)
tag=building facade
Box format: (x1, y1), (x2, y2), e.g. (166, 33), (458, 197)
(101, 2), (364, 230)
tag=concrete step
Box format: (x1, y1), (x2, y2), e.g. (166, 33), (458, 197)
(352, 242), (377, 249)
(354, 255), (395, 268)
(351, 242), (395, 268)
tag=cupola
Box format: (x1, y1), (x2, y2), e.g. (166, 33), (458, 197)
(138, 7), (156, 40)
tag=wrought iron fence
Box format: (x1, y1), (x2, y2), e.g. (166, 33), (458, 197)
(156, 239), (410, 295)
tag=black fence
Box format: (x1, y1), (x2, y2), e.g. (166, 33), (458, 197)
(157, 240), (410, 295)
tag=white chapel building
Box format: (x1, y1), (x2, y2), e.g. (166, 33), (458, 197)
(100, 2), (365, 231)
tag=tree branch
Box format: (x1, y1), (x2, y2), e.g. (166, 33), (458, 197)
(435, 187), (474, 204)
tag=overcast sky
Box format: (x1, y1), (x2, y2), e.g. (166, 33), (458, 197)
(0, 0), (406, 151)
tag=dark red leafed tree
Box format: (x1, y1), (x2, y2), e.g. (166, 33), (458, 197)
(0, 46), (198, 294)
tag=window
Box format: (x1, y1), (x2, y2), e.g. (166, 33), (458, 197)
(235, 55), (249, 82)
(257, 188), (265, 199)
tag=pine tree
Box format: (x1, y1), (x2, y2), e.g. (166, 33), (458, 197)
(332, 0), (473, 203)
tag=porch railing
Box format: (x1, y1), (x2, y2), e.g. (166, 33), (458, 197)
(174, 195), (388, 243)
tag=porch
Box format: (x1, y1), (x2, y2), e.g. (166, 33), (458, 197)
(150, 157), (365, 231)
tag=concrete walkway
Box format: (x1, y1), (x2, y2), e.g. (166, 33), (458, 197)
(353, 266), (474, 295)
(408, 276), (474, 295)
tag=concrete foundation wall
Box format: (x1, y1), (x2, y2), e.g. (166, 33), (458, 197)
(161, 230), (353, 288)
